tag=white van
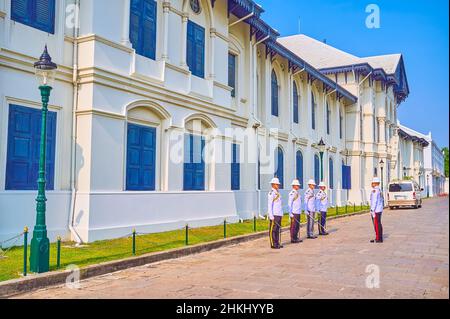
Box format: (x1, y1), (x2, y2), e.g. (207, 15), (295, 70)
(387, 180), (423, 209)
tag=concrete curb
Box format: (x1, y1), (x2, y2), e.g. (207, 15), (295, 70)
(0, 210), (369, 298)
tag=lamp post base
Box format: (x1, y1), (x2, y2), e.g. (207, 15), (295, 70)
(30, 231), (50, 273)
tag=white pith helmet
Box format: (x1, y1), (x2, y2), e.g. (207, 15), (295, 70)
(372, 177), (381, 184)
(270, 177), (281, 185)
(291, 179), (301, 186)
(318, 182), (326, 188)
(307, 179), (316, 186)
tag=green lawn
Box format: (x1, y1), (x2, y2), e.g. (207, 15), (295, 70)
(0, 205), (369, 283)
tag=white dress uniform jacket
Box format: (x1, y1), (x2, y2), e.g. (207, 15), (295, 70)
(288, 189), (302, 217)
(370, 186), (384, 215)
(315, 190), (328, 212)
(268, 188), (283, 219)
(304, 188), (316, 212)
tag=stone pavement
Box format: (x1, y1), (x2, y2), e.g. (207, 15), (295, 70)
(14, 197), (449, 299)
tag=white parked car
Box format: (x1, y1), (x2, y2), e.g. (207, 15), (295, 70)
(387, 180), (423, 209)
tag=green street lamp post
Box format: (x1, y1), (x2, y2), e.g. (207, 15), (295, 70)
(379, 159), (385, 191)
(30, 45), (57, 273)
(317, 138), (326, 181)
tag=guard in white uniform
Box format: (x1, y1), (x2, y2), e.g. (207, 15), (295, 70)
(268, 177), (284, 249)
(316, 182), (329, 236)
(304, 179), (317, 239)
(370, 177), (384, 243)
(288, 179), (303, 243)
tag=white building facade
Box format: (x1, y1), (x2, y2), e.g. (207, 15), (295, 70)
(0, 0), (422, 244)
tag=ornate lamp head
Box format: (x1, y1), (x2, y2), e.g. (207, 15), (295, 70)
(34, 45), (57, 86)
(317, 138), (326, 153)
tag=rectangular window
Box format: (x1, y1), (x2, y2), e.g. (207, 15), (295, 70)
(184, 134), (205, 190)
(231, 144), (240, 190)
(187, 20), (205, 78)
(11, 0), (56, 34)
(6, 104), (56, 190)
(228, 53), (236, 98)
(126, 123), (156, 191)
(130, 0), (157, 60)
(339, 111), (343, 139)
(342, 165), (352, 190)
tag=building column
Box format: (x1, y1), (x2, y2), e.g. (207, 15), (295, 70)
(209, 28), (216, 79)
(121, 0), (132, 47)
(180, 13), (189, 67)
(161, 1), (171, 61)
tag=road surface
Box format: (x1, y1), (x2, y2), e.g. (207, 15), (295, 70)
(14, 196), (449, 299)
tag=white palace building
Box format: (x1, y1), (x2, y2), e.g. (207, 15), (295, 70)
(0, 0), (442, 243)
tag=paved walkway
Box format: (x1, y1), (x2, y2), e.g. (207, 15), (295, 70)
(15, 197), (449, 299)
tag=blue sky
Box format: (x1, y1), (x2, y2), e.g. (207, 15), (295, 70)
(256, 0), (449, 147)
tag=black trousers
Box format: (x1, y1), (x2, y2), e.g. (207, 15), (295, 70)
(269, 216), (282, 247)
(290, 214), (301, 241)
(319, 211), (327, 234)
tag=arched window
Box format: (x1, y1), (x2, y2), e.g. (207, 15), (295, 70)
(293, 82), (299, 123)
(275, 147), (284, 188)
(314, 154), (320, 187)
(326, 102), (331, 135)
(311, 92), (316, 130)
(329, 157), (334, 189)
(296, 151), (304, 188)
(271, 70), (279, 116)
(183, 134), (205, 190)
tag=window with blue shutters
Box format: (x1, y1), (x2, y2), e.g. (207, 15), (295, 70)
(11, 0), (56, 34)
(271, 70), (279, 117)
(184, 134), (205, 191)
(311, 92), (316, 130)
(228, 53), (236, 98)
(314, 154), (320, 187)
(231, 143), (240, 190)
(293, 82), (299, 124)
(275, 147), (284, 189)
(130, 0), (157, 60)
(296, 150), (303, 188)
(6, 104), (56, 190)
(187, 20), (205, 78)
(341, 162), (352, 190)
(329, 157), (334, 189)
(126, 123), (156, 191)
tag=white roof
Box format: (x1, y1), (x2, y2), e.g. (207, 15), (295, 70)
(278, 34), (402, 74)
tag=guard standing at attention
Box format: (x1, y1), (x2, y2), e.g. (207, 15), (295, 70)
(316, 182), (329, 236)
(304, 179), (317, 239)
(370, 177), (384, 243)
(268, 177), (284, 249)
(288, 179), (303, 243)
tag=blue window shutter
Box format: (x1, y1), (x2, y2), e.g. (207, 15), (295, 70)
(11, 0), (31, 24)
(231, 144), (240, 190)
(186, 21), (195, 75)
(293, 83), (299, 123)
(347, 166), (352, 189)
(6, 105), (56, 190)
(271, 71), (278, 116)
(187, 21), (205, 78)
(141, 0), (157, 60)
(228, 53), (236, 98)
(341, 163), (346, 190)
(130, 0), (142, 55)
(184, 134), (205, 190)
(126, 123), (156, 191)
(314, 155), (320, 187)
(130, 0), (157, 60)
(34, 0), (55, 34)
(11, 0), (55, 34)
(329, 158), (334, 189)
(195, 24), (205, 78)
(296, 151), (303, 188)
(275, 147), (283, 189)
